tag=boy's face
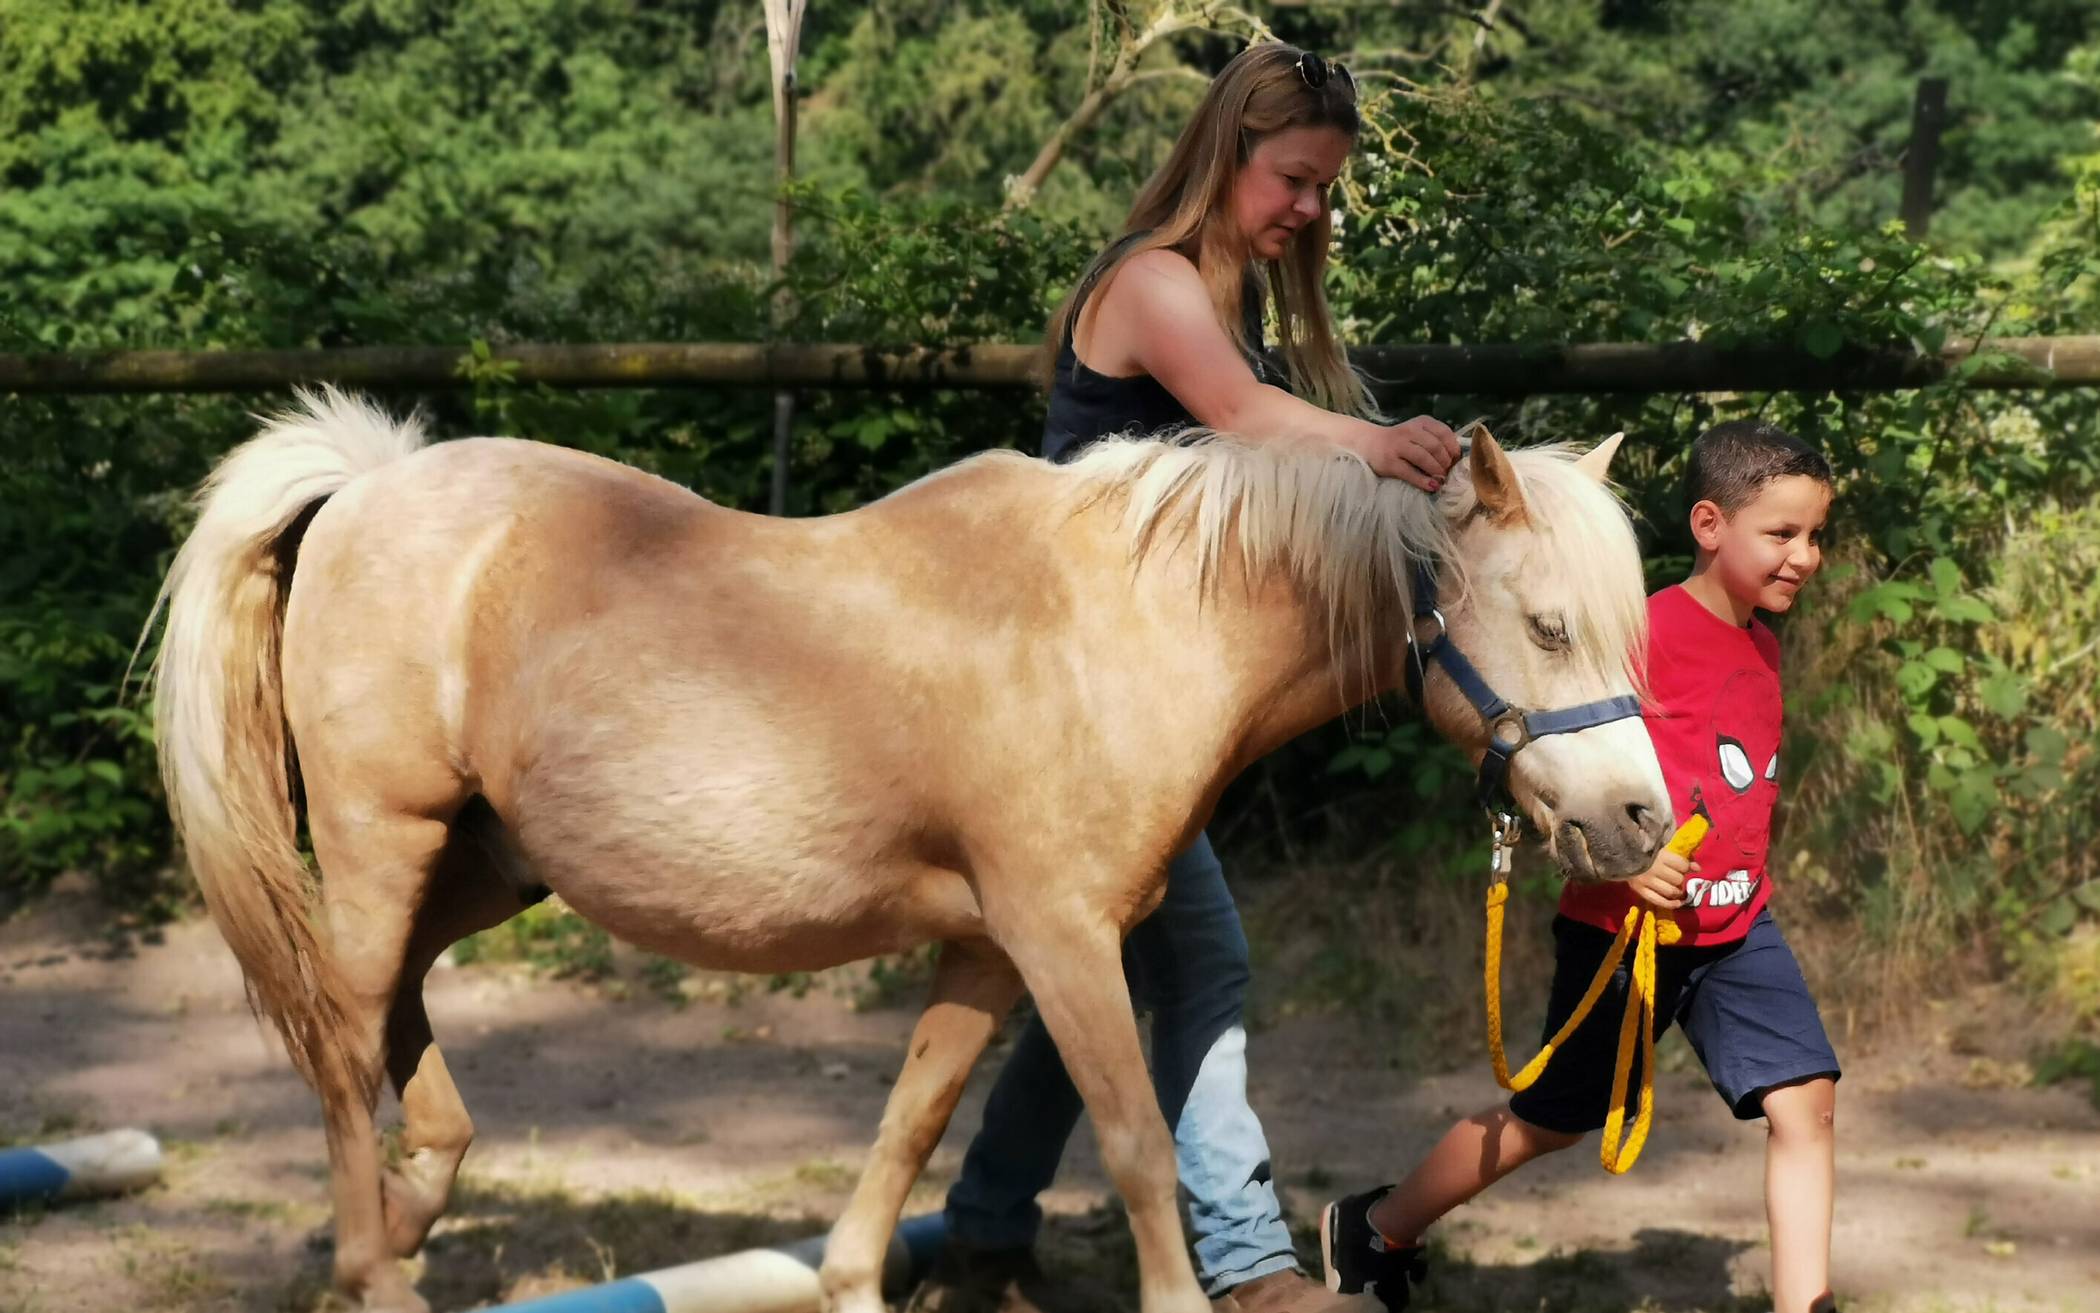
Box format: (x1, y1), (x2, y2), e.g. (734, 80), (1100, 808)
(1691, 474), (1832, 616)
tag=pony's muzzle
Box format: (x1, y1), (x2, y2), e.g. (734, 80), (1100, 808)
(1555, 800), (1669, 882)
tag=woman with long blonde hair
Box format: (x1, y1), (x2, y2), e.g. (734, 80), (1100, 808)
(914, 43), (1459, 1313)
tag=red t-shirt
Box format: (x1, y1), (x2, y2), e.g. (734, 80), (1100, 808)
(1559, 585), (1780, 946)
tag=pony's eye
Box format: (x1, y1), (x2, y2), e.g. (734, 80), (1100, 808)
(1718, 736), (1754, 793)
(1527, 613), (1569, 651)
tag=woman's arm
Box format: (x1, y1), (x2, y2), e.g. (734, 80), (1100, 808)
(1085, 248), (1460, 491)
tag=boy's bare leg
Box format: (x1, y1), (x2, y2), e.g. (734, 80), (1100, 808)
(1366, 1104), (1581, 1244)
(1761, 1077), (1837, 1313)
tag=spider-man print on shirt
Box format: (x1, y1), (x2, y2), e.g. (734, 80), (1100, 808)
(1682, 663), (1781, 913)
(1561, 585), (1779, 947)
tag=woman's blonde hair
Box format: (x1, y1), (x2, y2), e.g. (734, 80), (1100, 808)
(1044, 42), (1373, 417)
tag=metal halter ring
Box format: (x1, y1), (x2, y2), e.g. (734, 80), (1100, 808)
(1488, 709), (1532, 753)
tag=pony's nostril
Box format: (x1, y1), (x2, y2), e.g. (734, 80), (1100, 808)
(1626, 801), (1669, 849)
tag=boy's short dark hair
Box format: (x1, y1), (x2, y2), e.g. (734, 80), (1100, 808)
(1687, 420), (1833, 513)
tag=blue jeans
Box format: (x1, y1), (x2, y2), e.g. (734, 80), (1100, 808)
(944, 833), (1298, 1294)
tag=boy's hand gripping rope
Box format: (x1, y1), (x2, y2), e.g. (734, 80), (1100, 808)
(1483, 814), (1710, 1175)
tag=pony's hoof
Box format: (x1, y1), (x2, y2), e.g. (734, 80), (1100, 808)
(348, 1263), (430, 1313)
(825, 1290), (889, 1313)
(821, 1268), (890, 1313)
(380, 1157), (449, 1259)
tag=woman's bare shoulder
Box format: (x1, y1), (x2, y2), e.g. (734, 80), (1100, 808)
(1109, 245), (1203, 291)
(1095, 245), (1211, 324)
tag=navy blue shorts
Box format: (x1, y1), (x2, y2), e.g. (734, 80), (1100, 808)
(1507, 907), (1841, 1134)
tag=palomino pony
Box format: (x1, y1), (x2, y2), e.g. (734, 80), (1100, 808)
(144, 389), (1668, 1313)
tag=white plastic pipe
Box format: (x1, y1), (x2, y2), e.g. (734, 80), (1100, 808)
(486, 1212), (946, 1313)
(0, 1128), (164, 1206)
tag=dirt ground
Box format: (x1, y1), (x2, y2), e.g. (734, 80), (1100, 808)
(3, 884), (2095, 1313)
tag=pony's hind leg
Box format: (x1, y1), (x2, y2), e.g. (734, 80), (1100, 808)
(379, 992), (472, 1260)
(821, 938), (1024, 1313)
(307, 798), (459, 1313)
(380, 820), (528, 1258)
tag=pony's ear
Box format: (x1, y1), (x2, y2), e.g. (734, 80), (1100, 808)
(1574, 431), (1626, 483)
(1469, 426), (1529, 526)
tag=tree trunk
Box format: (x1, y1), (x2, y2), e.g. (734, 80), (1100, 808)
(763, 0), (808, 515)
(1901, 77), (1949, 240)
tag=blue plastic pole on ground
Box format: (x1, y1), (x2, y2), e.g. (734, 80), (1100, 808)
(486, 1212), (947, 1313)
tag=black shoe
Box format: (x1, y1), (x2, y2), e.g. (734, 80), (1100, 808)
(1319, 1186), (1427, 1312)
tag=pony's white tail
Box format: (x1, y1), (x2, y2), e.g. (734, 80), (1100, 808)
(140, 386), (426, 1108)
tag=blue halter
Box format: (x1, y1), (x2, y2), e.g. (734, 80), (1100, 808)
(1403, 562), (1642, 814)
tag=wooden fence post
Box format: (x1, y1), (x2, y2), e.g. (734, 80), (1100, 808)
(1902, 77), (1948, 240)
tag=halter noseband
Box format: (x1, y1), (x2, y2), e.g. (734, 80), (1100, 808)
(1403, 562), (1642, 818)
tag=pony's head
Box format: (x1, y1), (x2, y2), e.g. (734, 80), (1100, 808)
(1063, 424), (1670, 880)
(1422, 430), (1670, 880)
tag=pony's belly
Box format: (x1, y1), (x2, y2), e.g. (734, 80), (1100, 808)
(528, 841), (984, 974)
(489, 651), (986, 972)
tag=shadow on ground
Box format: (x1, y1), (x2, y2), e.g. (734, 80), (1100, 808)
(904, 1206), (1761, 1313)
(265, 1178), (838, 1312)
(1411, 1226), (1762, 1313)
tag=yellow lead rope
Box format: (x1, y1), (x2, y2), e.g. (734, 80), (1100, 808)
(1484, 814), (1710, 1174)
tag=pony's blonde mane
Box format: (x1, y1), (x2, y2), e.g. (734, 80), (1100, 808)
(1055, 432), (1648, 691)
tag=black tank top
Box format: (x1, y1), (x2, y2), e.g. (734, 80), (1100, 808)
(1040, 237), (1277, 463)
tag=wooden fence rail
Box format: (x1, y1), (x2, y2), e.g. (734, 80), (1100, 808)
(5, 336), (2097, 397)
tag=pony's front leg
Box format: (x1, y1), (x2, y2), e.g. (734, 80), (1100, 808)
(990, 907), (1209, 1313)
(821, 939), (1024, 1313)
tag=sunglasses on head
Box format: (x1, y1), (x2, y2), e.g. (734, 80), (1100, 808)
(1295, 51), (1355, 94)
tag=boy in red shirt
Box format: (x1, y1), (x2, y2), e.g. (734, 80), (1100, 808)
(1319, 421), (1841, 1313)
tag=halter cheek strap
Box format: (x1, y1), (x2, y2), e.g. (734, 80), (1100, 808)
(1404, 563), (1641, 812)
